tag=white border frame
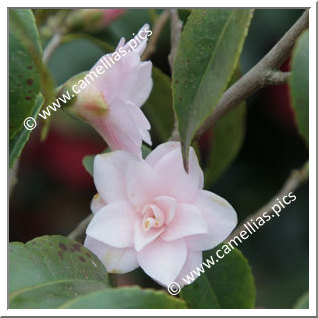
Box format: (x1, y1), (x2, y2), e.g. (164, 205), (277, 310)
(3, 1), (316, 316)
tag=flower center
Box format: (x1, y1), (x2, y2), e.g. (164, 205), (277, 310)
(142, 204), (165, 231)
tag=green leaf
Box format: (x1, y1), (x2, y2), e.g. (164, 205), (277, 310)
(180, 275), (220, 308)
(60, 286), (187, 309)
(143, 67), (174, 142)
(293, 291), (309, 309)
(172, 9), (253, 164)
(9, 9), (42, 140)
(9, 235), (110, 308)
(181, 246), (256, 308)
(204, 68), (246, 187)
(82, 145), (152, 177)
(289, 29), (309, 145)
(9, 94), (43, 168)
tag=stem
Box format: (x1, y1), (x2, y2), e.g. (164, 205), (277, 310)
(42, 33), (61, 64)
(195, 9), (309, 139)
(68, 214), (92, 242)
(141, 10), (170, 61)
(228, 161), (309, 240)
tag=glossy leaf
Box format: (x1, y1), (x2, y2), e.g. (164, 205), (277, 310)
(181, 246), (256, 308)
(60, 286), (187, 309)
(143, 67), (174, 142)
(289, 29), (309, 145)
(204, 69), (246, 187)
(9, 235), (110, 308)
(172, 9), (253, 164)
(9, 94), (43, 168)
(9, 9), (42, 140)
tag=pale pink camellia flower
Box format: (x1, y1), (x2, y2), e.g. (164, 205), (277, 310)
(84, 142), (237, 287)
(65, 25), (152, 158)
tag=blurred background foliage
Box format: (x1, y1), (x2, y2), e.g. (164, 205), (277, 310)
(9, 9), (308, 309)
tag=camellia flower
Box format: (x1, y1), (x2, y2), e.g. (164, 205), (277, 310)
(84, 142), (237, 287)
(60, 25), (153, 157)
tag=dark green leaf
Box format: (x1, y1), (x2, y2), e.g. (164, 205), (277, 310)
(9, 94), (43, 168)
(181, 246), (256, 308)
(180, 275), (220, 308)
(289, 29), (309, 145)
(9, 9), (42, 140)
(143, 67), (174, 142)
(172, 9), (253, 163)
(60, 286), (187, 309)
(9, 235), (110, 308)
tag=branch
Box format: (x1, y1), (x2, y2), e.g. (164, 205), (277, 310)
(42, 33), (61, 64)
(68, 214), (92, 242)
(168, 9), (183, 142)
(168, 9), (183, 72)
(141, 10), (170, 61)
(228, 161), (309, 240)
(196, 9), (309, 138)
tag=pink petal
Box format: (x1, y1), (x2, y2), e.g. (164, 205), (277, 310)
(94, 151), (137, 204)
(137, 238), (187, 286)
(126, 160), (165, 212)
(134, 220), (164, 251)
(146, 142), (203, 203)
(127, 101), (151, 145)
(161, 203), (208, 241)
(90, 193), (106, 214)
(186, 190), (238, 251)
(154, 196), (177, 224)
(84, 236), (138, 273)
(175, 251), (203, 287)
(86, 202), (136, 248)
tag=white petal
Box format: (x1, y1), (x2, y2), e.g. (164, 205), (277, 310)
(175, 251), (203, 287)
(137, 238), (187, 286)
(161, 203), (208, 241)
(94, 151), (137, 204)
(134, 220), (164, 251)
(84, 236), (139, 273)
(86, 202), (136, 248)
(90, 193), (106, 214)
(186, 190), (238, 251)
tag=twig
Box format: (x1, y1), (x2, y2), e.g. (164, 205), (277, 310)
(228, 161), (309, 240)
(195, 9), (309, 139)
(168, 9), (183, 72)
(168, 9), (183, 142)
(141, 10), (170, 61)
(68, 214), (92, 242)
(42, 33), (62, 64)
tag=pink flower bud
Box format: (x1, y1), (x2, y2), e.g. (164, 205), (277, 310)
(61, 25), (153, 157)
(84, 142), (237, 287)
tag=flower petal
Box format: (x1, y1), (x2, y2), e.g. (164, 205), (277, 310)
(137, 238), (187, 286)
(126, 160), (165, 212)
(84, 236), (138, 273)
(161, 203), (208, 241)
(134, 220), (164, 251)
(94, 151), (137, 204)
(91, 193), (106, 214)
(86, 202), (136, 248)
(186, 190), (238, 251)
(146, 142), (203, 202)
(175, 251), (203, 287)
(127, 101), (151, 145)
(154, 196), (177, 224)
